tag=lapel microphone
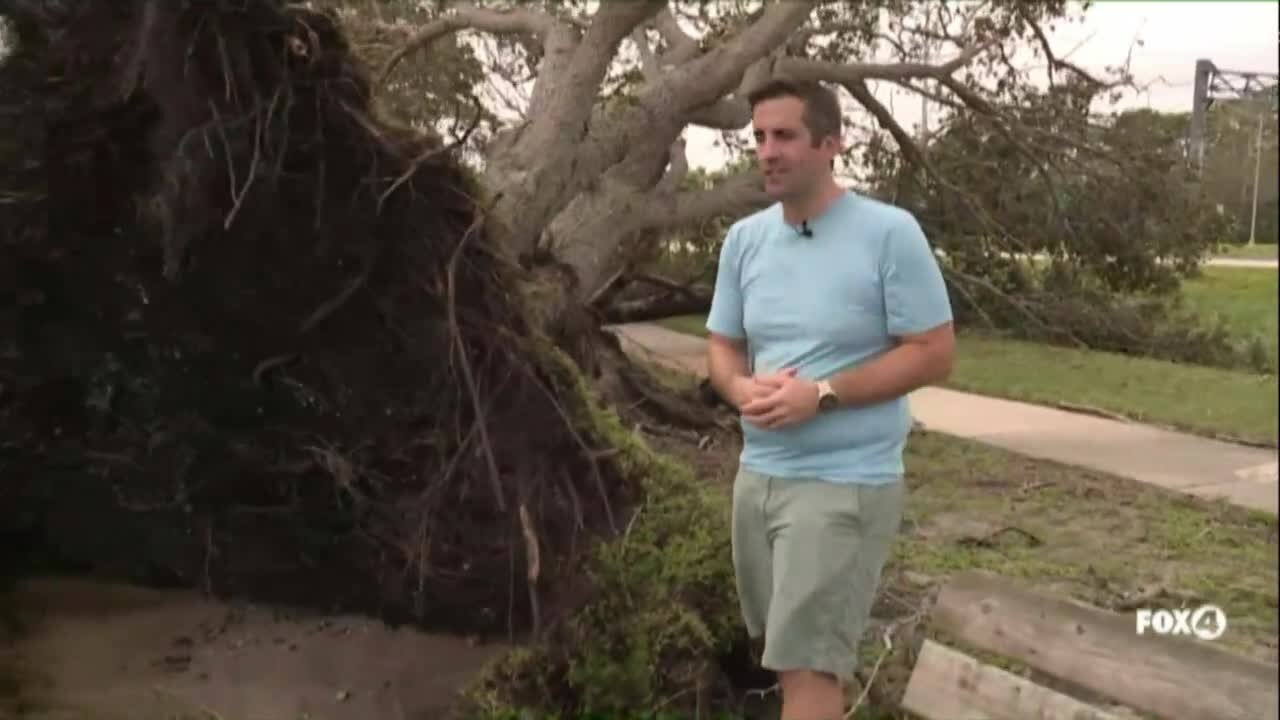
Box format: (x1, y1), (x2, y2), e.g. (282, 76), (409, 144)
(800, 220), (813, 237)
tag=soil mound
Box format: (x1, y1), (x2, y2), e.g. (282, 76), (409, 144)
(0, 0), (627, 640)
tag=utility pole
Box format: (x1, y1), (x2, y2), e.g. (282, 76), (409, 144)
(1190, 59), (1212, 171)
(1249, 108), (1264, 245)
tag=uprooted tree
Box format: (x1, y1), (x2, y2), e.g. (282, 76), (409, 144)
(0, 0), (1229, 716)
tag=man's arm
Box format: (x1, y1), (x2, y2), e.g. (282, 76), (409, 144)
(825, 321), (953, 407)
(704, 225), (756, 411)
(829, 212), (954, 406)
(707, 333), (754, 410)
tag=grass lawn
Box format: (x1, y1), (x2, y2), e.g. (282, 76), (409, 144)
(948, 334), (1277, 445)
(1180, 266), (1279, 372)
(1215, 243), (1279, 261)
(886, 430), (1278, 675)
(654, 311), (1279, 445)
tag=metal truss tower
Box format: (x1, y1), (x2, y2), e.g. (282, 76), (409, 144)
(1189, 58), (1278, 172)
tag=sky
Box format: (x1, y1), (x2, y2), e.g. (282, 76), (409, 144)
(686, 0), (1280, 171)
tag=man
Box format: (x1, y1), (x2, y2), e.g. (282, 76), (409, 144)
(705, 78), (954, 720)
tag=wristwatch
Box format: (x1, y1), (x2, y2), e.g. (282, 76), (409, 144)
(816, 380), (839, 412)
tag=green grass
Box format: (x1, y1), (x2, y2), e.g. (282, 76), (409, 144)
(654, 312), (1279, 445)
(949, 335), (1278, 445)
(1181, 266), (1279, 371)
(895, 431), (1278, 662)
(1215, 243), (1279, 261)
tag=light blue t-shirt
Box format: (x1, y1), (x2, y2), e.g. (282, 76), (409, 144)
(705, 190), (953, 485)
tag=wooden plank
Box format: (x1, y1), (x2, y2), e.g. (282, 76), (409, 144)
(931, 570), (1279, 720)
(902, 639), (1121, 720)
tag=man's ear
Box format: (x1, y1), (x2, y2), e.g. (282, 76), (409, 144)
(821, 134), (842, 163)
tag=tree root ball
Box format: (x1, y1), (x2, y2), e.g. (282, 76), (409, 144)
(0, 0), (636, 641)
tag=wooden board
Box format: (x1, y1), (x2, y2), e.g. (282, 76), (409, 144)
(930, 570), (1279, 720)
(902, 639), (1121, 720)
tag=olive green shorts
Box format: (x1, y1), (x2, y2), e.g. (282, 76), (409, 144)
(731, 467), (905, 682)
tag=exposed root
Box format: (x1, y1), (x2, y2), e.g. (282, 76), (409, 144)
(449, 212), (507, 513)
(956, 525), (1044, 549)
(518, 502), (541, 638)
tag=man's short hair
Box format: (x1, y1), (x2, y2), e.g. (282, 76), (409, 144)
(746, 78), (842, 147)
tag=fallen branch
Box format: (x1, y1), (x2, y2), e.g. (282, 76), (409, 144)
(602, 286), (713, 324)
(1052, 401), (1132, 423)
(845, 625), (893, 719)
(956, 525), (1043, 549)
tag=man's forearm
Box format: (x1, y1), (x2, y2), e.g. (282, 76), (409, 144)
(707, 338), (751, 409)
(827, 341), (951, 408)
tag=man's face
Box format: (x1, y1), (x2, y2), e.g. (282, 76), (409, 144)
(751, 96), (837, 201)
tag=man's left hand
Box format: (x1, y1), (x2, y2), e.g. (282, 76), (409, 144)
(740, 374), (819, 430)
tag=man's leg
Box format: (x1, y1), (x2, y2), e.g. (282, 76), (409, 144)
(731, 467), (774, 646)
(760, 477), (905, 720)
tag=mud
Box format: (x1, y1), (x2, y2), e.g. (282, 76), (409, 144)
(0, 577), (506, 720)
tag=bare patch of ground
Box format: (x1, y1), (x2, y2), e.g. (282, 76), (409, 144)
(0, 577), (507, 720)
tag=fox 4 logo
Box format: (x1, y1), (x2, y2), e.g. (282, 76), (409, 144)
(1135, 605), (1227, 641)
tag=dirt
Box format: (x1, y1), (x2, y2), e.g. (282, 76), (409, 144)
(0, 577), (507, 720)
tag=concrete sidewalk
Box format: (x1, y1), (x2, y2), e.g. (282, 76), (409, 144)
(1208, 257), (1278, 269)
(608, 322), (1278, 516)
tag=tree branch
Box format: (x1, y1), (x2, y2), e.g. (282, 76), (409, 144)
(601, 286), (714, 324)
(632, 26), (661, 80)
(643, 170), (769, 231)
(842, 79), (1038, 258)
(654, 7), (700, 65)
(687, 98), (750, 130)
(656, 136), (689, 192)
(544, 132), (685, 292)
(672, 2), (818, 106)
(774, 43), (991, 85)
(1017, 8), (1111, 90)
(843, 80), (929, 171)
(379, 4), (561, 85)
(480, 2), (665, 258)
(511, 6), (814, 294)
(567, 2), (814, 206)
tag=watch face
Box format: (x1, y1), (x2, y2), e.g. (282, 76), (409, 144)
(819, 393), (838, 411)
